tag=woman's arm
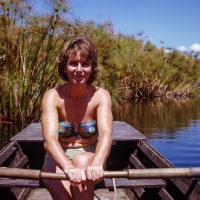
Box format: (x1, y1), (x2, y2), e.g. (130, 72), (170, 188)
(42, 89), (73, 170)
(42, 89), (86, 183)
(86, 88), (113, 179)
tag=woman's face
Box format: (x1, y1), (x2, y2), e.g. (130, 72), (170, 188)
(64, 52), (92, 85)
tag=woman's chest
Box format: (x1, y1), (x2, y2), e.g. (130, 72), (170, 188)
(58, 98), (98, 122)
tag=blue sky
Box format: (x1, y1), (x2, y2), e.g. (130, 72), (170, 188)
(34, 0), (200, 52)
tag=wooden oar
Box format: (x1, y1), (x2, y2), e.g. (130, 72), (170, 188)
(0, 167), (200, 180)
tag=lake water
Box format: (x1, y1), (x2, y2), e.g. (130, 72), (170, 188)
(147, 119), (200, 167)
(113, 98), (200, 168)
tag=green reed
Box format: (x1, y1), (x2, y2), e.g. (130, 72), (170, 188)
(0, 0), (70, 126)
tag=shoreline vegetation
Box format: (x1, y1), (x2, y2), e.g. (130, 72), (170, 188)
(0, 0), (200, 127)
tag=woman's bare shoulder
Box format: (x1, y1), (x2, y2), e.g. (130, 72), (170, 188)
(43, 88), (58, 98)
(95, 87), (110, 96)
(94, 87), (112, 103)
(42, 87), (61, 107)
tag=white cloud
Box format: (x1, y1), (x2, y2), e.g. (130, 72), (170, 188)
(178, 46), (188, 52)
(164, 48), (172, 54)
(190, 44), (200, 52)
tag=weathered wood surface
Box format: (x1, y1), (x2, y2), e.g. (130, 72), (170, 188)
(96, 178), (166, 189)
(128, 139), (200, 200)
(0, 177), (166, 189)
(94, 189), (129, 200)
(0, 178), (42, 188)
(25, 189), (52, 200)
(10, 121), (146, 142)
(0, 141), (31, 200)
(0, 141), (29, 167)
(25, 188), (129, 200)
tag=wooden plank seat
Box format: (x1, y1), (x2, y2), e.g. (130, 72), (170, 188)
(0, 179), (43, 188)
(0, 177), (166, 189)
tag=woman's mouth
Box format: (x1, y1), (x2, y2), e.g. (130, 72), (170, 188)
(74, 75), (83, 79)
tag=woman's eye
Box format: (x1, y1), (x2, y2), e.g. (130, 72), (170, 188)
(68, 61), (78, 67)
(82, 62), (90, 67)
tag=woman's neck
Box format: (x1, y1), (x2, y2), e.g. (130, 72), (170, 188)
(65, 82), (89, 99)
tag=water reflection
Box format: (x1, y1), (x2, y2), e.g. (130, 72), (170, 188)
(113, 98), (200, 167)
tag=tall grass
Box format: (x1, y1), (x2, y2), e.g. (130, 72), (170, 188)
(0, 0), (71, 126)
(96, 34), (200, 101)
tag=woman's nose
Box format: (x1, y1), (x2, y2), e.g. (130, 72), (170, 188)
(76, 63), (83, 71)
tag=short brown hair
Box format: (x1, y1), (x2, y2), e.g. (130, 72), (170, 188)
(56, 35), (99, 84)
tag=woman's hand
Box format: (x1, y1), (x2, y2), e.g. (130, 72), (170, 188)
(86, 166), (104, 181)
(64, 167), (86, 184)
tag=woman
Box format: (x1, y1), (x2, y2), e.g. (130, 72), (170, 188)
(42, 35), (113, 200)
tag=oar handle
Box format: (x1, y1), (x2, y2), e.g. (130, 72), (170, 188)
(0, 167), (200, 180)
(103, 170), (128, 178)
(0, 167), (129, 180)
(41, 170), (129, 179)
(0, 168), (128, 179)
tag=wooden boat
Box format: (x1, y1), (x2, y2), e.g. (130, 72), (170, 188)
(0, 121), (200, 200)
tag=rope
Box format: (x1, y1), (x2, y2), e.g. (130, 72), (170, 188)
(112, 178), (117, 200)
(94, 192), (100, 200)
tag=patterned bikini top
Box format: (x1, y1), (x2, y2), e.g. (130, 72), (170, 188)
(58, 120), (97, 139)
